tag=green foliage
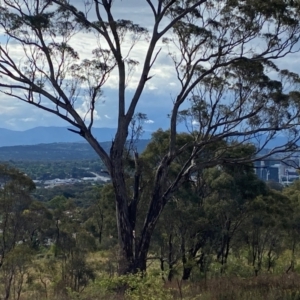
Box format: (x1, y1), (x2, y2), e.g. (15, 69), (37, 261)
(0, 149), (294, 295)
(8, 159), (106, 181)
(2, 148), (300, 299)
(33, 182), (105, 207)
(90, 272), (173, 300)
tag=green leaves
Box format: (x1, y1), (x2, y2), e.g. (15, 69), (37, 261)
(116, 19), (148, 35)
(48, 42), (79, 59)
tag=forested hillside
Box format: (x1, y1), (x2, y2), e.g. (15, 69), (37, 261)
(0, 140), (149, 161)
(1, 155), (300, 299)
(8, 160), (105, 181)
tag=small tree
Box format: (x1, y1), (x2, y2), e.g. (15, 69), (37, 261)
(1, 0), (300, 273)
(0, 164), (38, 299)
(0, 164), (35, 269)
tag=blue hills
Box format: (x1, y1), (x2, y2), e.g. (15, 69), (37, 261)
(0, 127), (296, 161)
(0, 127), (151, 161)
(0, 126), (294, 149)
(0, 126), (152, 147)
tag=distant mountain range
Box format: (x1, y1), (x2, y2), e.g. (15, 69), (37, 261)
(0, 126), (295, 148)
(0, 126), (296, 161)
(0, 126), (153, 147)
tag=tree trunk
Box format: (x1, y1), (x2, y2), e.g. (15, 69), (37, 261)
(114, 193), (134, 274)
(134, 208), (163, 272)
(4, 271), (14, 300)
(110, 137), (173, 274)
(286, 239), (296, 273)
(167, 233), (174, 282)
(100, 167), (135, 275)
(182, 266), (192, 281)
(181, 235), (193, 281)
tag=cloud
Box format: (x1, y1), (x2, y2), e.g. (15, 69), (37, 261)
(21, 117), (35, 122)
(0, 106), (18, 115)
(5, 119), (17, 128)
(75, 100), (101, 122)
(145, 119), (154, 124)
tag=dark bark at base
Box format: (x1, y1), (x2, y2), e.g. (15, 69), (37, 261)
(111, 145), (173, 275)
(182, 267), (192, 280)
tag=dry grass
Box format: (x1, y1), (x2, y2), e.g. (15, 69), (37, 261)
(4, 250), (300, 300)
(6, 273), (300, 300)
(164, 273), (300, 300)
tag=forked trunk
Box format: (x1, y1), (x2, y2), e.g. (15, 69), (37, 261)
(115, 193), (165, 274)
(112, 166), (151, 273)
(111, 138), (171, 274)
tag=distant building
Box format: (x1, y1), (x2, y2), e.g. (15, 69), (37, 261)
(254, 155), (300, 184)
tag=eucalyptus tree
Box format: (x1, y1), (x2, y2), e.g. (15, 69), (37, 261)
(1, 0), (300, 273)
(282, 181), (300, 272)
(203, 151), (267, 273)
(240, 190), (291, 275)
(0, 165), (54, 299)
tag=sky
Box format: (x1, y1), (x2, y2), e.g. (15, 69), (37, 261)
(1, 0), (300, 134)
(0, 0), (181, 132)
